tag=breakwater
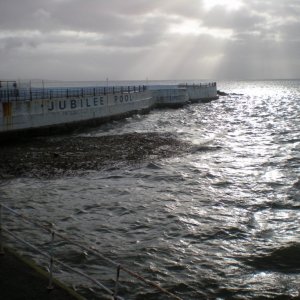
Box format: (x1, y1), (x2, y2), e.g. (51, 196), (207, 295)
(0, 82), (217, 137)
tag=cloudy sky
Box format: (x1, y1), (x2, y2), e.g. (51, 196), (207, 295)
(0, 0), (300, 81)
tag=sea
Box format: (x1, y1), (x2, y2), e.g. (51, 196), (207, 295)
(1, 79), (300, 299)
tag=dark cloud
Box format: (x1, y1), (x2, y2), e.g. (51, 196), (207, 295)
(201, 7), (264, 31)
(277, 21), (300, 41)
(0, 0), (300, 80)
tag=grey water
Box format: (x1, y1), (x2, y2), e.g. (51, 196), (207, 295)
(2, 79), (300, 299)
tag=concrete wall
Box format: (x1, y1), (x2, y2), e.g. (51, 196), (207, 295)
(179, 83), (218, 102)
(152, 88), (189, 108)
(0, 83), (217, 136)
(0, 91), (153, 133)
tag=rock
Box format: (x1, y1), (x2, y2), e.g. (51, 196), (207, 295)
(0, 132), (193, 178)
(217, 90), (228, 96)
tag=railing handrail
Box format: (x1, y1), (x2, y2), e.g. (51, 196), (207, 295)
(178, 82), (216, 87)
(0, 203), (182, 300)
(0, 85), (147, 102)
(1, 226), (124, 299)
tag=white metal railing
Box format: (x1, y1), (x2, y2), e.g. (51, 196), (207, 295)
(0, 203), (182, 300)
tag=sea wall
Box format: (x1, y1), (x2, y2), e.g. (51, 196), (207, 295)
(179, 83), (218, 102)
(0, 83), (217, 137)
(151, 87), (189, 108)
(0, 90), (153, 135)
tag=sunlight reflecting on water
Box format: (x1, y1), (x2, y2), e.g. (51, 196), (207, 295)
(2, 80), (300, 299)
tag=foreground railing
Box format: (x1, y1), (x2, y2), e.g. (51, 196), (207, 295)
(0, 85), (147, 102)
(0, 204), (182, 300)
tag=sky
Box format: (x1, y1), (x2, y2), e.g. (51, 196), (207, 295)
(0, 0), (300, 81)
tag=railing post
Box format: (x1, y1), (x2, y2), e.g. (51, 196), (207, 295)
(113, 265), (121, 299)
(0, 204), (4, 255)
(47, 230), (55, 290)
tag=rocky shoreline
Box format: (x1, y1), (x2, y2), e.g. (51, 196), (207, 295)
(0, 132), (193, 179)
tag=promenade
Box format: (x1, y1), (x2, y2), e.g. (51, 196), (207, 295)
(0, 247), (83, 300)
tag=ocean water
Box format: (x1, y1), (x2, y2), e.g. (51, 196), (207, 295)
(2, 79), (300, 299)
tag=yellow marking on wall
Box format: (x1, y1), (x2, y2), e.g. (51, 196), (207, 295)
(2, 102), (12, 117)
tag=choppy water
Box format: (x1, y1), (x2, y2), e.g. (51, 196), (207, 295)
(2, 80), (300, 299)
